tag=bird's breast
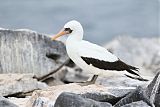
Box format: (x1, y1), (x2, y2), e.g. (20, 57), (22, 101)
(66, 42), (78, 60)
(66, 41), (87, 68)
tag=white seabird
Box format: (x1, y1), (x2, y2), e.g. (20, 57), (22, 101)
(51, 20), (147, 85)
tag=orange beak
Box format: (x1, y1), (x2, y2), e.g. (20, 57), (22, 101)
(51, 29), (67, 40)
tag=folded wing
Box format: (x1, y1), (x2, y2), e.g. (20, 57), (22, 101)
(78, 41), (140, 77)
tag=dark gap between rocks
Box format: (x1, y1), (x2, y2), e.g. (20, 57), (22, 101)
(42, 77), (55, 83)
(4, 90), (36, 98)
(106, 97), (124, 105)
(46, 53), (60, 61)
(4, 92), (27, 98)
(65, 59), (75, 67)
(62, 79), (74, 84)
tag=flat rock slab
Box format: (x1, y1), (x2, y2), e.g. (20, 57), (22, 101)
(26, 83), (136, 107)
(0, 29), (68, 78)
(97, 76), (150, 88)
(0, 74), (47, 96)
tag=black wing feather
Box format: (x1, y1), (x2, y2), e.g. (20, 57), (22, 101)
(81, 56), (139, 76)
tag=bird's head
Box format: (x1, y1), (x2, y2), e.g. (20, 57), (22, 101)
(51, 20), (83, 40)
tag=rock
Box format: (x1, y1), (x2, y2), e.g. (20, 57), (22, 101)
(96, 75), (150, 88)
(114, 70), (160, 107)
(41, 65), (87, 86)
(31, 97), (55, 107)
(0, 29), (69, 79)
(63, 66), (90, 83)
(104, 36), (160, 76)
(8, 97), (29, 107)
(65, 59), (76, 68)
(41, 66), (68, 86)
(54, 92), (112, 107)
(114, 86), (152, 107)
(121, 101), (151, 107)
(0, 74), (47, 96)
(42, 76), (65, 86)
(27, 71), (159, 107)
(26, 83), (136, 107)
(145, 71), (160, 107)
(0, 96), (18, 107)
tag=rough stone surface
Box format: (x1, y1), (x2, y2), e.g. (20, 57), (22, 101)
(145, 71), (160, 107)
(121, 101), (151, 107)
(42, 66), (68, 86)
(31, 97), (54, 107)
(114, 71), (160, 107)
(26, 83), (135, 107)
(114, 86), (152, 107)
(17, 70), (160, 107)
(63, 66), (90, 83)
(104, 36), (160, 76)
(8, 97), (29, 107)
(54, 92), (112, 107)
(0, 96), (18, 107)
(0, 29), (68, 79)
(97, 75), (150, 88)
(0, 74), (48, 96)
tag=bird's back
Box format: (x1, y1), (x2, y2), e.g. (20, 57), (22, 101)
(78, 40), (118, 62)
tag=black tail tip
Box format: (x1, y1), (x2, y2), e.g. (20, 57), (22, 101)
(125, 74), (149, 81)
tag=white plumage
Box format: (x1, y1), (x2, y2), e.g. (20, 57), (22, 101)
(51, 20), (147, 84)
(78, 41), (118, 62)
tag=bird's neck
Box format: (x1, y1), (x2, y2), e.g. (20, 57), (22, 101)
(67, 30), (83, 42)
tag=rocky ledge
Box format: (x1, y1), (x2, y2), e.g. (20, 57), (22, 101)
(27, 70), (160, 107)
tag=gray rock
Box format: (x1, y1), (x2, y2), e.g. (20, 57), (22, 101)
(114, 86), (152, 107)
(32, 97), (55, 107)
(0, 29), (69, 79)
(63, 66), (89, 83)
(0, 74), (47, 96)
(114, 70), (160, 107)
(0, 96), (18, 107)
(8, 97), (29, 107)
(121, 101), (151, 107)
(97, 76), (149, 88)
(27, 83), (135, 107)
(54, 92), (112, 107)
(145, 71), (160, 107)
(42, 66), (68, 86)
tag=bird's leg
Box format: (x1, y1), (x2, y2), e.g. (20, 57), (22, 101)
(78, 75), (98, 86)
(89, 75), (98, 83)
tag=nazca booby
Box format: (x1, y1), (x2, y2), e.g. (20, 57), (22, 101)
(51, 20), (147, 85)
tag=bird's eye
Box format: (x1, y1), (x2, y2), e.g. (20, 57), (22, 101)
(64, 28), (73, 33)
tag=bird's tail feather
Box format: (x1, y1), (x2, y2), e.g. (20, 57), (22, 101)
(125, 74), (148, 81)
(128, 65), (139, 72)
(126, 66), (148, 81)
(126, 69), (140, 77)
